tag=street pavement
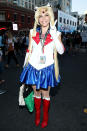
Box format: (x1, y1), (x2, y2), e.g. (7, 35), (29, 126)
(0, 52), (87, 131)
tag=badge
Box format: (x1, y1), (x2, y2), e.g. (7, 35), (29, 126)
(40, 56), (46, 64)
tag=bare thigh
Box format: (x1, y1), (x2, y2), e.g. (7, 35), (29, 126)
(32, 85), (51, 98)
(41, 86), (51, 98)
(32, 85), (41, 97)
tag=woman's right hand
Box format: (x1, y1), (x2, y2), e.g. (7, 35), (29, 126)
(23, 52), (31, 67)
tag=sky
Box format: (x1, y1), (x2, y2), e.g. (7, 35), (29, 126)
(72, 0), (87, 14)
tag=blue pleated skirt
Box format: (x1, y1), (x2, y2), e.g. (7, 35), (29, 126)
(20, 63), (61, 90)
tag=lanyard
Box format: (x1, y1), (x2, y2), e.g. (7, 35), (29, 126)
(39, 28), (49, 53)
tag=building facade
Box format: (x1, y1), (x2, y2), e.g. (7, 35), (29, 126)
(0, 1), (34, 31)
(57, 0), (72, 14)
(34, 0), (72, 14)
(0, 0), (12, 3)
(0, 0), (72, 31)
(13, 0), (35, 10)
(0, 0), (72, 13)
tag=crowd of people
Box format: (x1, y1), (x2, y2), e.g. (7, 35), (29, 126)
(62, 32), (83, 55)
(0, 30), (29, 94)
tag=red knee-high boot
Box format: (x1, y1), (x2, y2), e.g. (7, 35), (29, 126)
(41, 98), (50, 128)
(34, 97), (41, 126)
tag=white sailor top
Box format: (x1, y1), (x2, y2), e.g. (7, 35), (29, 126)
(29, 29), (64, 70)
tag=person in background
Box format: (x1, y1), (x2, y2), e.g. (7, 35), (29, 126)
(0, 48), (5, 84)
(0, 46), (6, 94)
(25, 33), (29, 49)
(20, 4), (64, 128)
(5, 31), (19, 68)
(0, 32), (5, 85)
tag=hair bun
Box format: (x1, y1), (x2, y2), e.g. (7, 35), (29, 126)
(46, 3), (52, 7)
(34, 6), (38, 11)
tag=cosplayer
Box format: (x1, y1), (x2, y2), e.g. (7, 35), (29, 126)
(20, 4), (64, 128)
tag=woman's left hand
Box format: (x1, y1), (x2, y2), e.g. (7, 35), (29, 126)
(50, 20), (57, 39)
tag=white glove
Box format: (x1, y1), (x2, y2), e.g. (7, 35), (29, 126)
(23, 52), (31, 67)
(50, 20), (57, 39)
(50, 20), (64, 55)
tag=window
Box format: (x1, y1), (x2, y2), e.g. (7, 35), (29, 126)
(75, 22), (76, 26)
(59, 17), (62, 23)
(21, 15), (25, 23)
(32, 4), (34, 10)
(32, 0), (34, 3)
(29, 3), (31, 9)
(63, 18), (66, 24)
(28, 16), (30, 23)
(67, 19), (69, 24)
(0, 12), (5, 21)
(73, 21), (74, 26)
(25, 2), (28, 8)
(70, 20), (72, 25)
(14, 14), (17, 21)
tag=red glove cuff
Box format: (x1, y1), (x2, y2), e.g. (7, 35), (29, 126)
(26, 49), (29, 52)
(26, 49), (32, 53)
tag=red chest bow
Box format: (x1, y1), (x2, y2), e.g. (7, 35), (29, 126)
(32, 32), (53, 46)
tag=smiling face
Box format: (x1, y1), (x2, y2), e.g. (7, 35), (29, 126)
(33, 6), (54, 36)
(38, 9), (50, 28)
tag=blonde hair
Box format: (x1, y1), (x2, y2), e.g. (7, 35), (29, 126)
(32, 6), (55, 36)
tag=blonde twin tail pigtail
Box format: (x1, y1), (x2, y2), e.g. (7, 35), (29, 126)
(54, 47), (59, 81)
(32, 21), (37, 37)
(51, 18), (55, 26)
(48, 6), (55, 27)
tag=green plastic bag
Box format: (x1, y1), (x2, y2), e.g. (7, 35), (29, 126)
(24, 91), (34, 112)
(23, 85), (34, 112)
